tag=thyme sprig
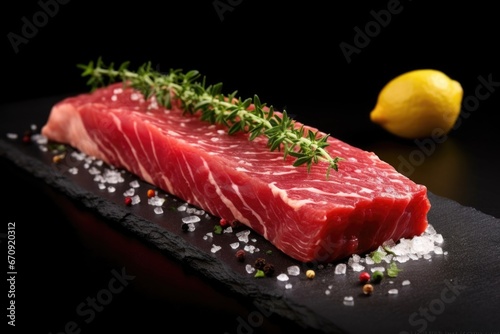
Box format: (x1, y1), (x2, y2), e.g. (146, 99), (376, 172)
(77, 58), (342, 177)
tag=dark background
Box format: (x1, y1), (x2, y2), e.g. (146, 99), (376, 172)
(2, 1), (500, 333)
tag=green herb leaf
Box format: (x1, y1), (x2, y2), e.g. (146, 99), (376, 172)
(78, 59), (342, 177)
(213, 225), (223, 235)
(254, 269), (265, 278)
(369, 248), (387, 264)
(387, 262), (402, 278)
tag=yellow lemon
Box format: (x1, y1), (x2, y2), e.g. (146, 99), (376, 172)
(370, 69), (463, 139)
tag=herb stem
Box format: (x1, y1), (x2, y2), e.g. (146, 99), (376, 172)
(78, 58), (342, 177)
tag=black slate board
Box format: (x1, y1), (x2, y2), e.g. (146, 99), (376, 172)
(1, 97), (500, 333)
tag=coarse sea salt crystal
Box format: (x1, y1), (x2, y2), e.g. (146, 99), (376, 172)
(287, 265), (300, 276)
(177, 204), (187, 212)
(335, 263), (347, 275)
(68, 167), (78, 175)
(211, 244), (221, 253)
(434, 246), (443, 254)
(98, 183), (106, 190)
(129, 180), (140, 188)
(244, 245), (256, 253)
(343, 296), (354, 306)
(224, 226), (233, 233)
(236, 230), (251, 243)
(230, 242), (239, 249)
(182, 216), (200, 224)
(277, 274), (289, 281)
(285, 283), (293, 289)
(402, 280), (411, 286)
(6, 133), (18, 140)
(245, 264), (255, 274)
(154, 207), (163, 215)
(148, 196), (165, 207)
(351, 263), (365, 272)
(388, 289), (399, 295)
(123, 188), (135, 197)
(185, 223), (195, 232)
(131, 195), (141, 205)
(371, 266), (385, 273)
(88, 167), (101, 175)
(107, 186), (116, 193)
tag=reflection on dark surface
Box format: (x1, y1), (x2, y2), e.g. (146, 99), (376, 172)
(366, 137), (469, 207)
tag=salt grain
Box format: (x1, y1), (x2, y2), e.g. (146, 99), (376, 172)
(402, 280), (411, 286)
(335, 263), (347, 275)
(230, 242), (240, 249)
(371, 266), (385, 273)
(98, 183), (106, 190)
(129, 180), (140, 188)
(182, 216), (201, 224)
(236, 230), (251, 243)
(245, 264), (255, 274)
(6, 133), (18, 140)
(68, 167), (78, 175)
(211, 244), (221, 253)
(285, 284), (293, 289)
(148, 196), (165, 207)
(351, 263), (365, 272)
(107, 186), (116, 193)
(131, 195), (141, 205)
(343, 296), (354, 306)
(277, 274), (289, 281)
(123, 188), (135, 197)
(388, 289), (399, 295)
(223, 226), (233, 233)
(244, 245), (256, 253)
(287, 265), (300, 276)
(434, 246), (443, 254)
(154, 207), (163, 215)
(88, 167), (101, 175)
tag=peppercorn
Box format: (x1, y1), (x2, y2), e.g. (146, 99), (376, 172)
(181, 223), (190, 232)
(147, 189), (156, 198)
(306, 270), (315, 279)
(359, 271), (371, 283)
(52, 153), (65, 164)
(371, 270), (384, 283)
(124, 196), (132, 206)
(363, 283), (374, 295)
(219, 218), (229, 227)
(254, 257), (266, 270)
(263, 263), (275, 277)
(235, 249), (246, 262)
(22, 130), (32, 144)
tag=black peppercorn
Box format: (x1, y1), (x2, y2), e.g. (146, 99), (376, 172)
(254, 258), (266, 270)
(263, 263), (275, 277)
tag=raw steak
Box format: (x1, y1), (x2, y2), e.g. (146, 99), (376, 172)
(41, 83), (430, 263)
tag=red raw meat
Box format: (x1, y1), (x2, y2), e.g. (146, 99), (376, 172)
(41, 83), (430, 263)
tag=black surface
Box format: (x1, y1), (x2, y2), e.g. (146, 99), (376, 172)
(1, 93), (500, 334)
